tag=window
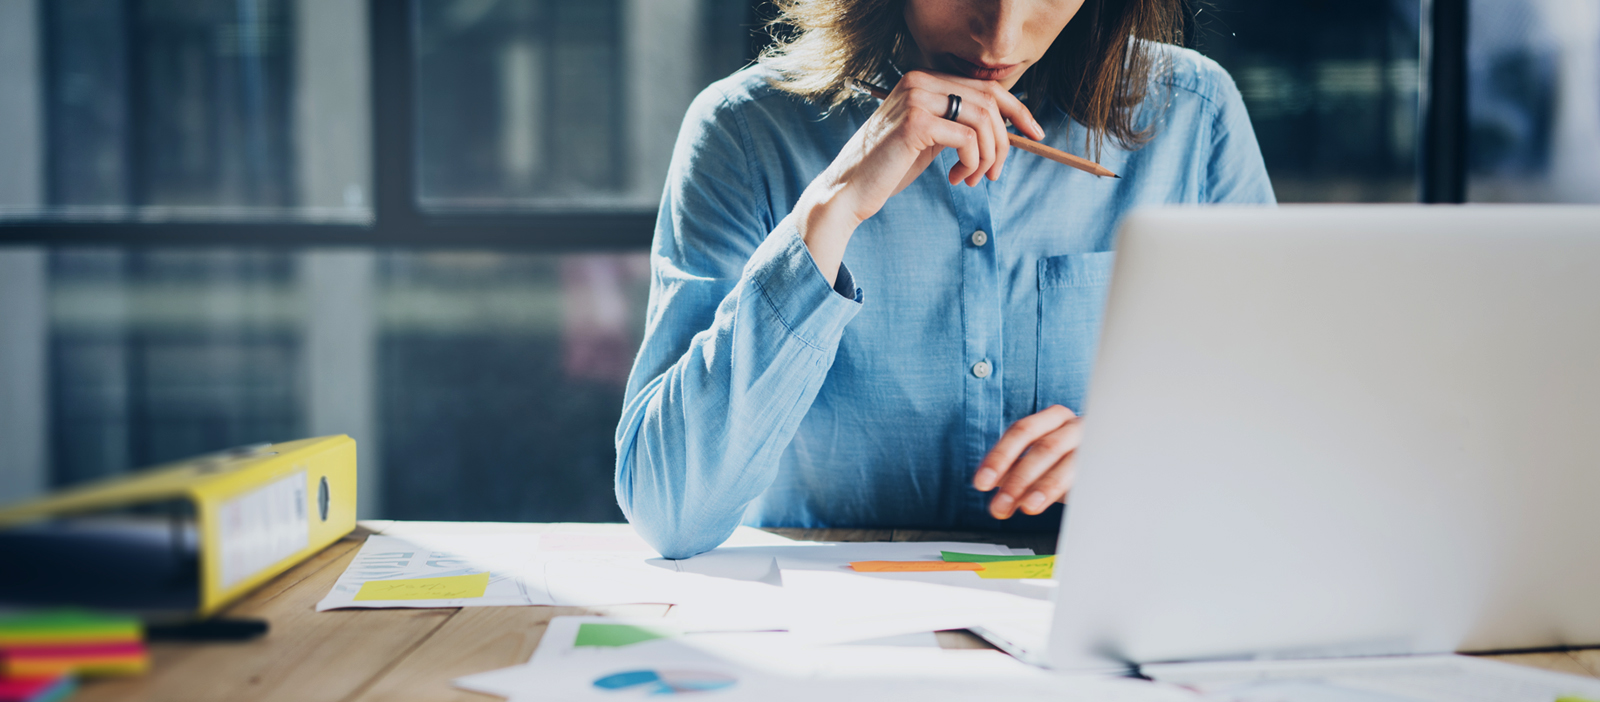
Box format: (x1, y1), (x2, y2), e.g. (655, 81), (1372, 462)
(1, 0), (761, 521)
(49, 249), (302, 483)
(376, 250), (648, 521)
(3, 0), (1586, 521)
(1467, 0), (1600, 202)
(412, 0), (761, 213)
(417, 0), (629, 210)
(42, 246), (648, 522)
(1193, 0), (1421, 202)
(2, 0), (370, 222)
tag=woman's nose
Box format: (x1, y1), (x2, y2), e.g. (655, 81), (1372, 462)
(968, 0), (1023, 59)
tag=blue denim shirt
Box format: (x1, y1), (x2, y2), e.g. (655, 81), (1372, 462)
(616, 45), (1275, 559)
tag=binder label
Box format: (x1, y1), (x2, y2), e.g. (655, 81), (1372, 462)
(219, 470), (311, 589)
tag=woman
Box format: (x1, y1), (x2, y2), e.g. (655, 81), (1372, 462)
(615, 0), (1274, 558)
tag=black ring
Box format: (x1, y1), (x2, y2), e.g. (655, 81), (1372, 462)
(943, 93), (962, 121)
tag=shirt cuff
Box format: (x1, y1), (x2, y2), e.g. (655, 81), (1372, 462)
(743, 214), (864, 350)
(833, 262), (862, 302)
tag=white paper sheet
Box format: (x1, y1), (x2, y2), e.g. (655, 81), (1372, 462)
(319, 526), (797, 610)
(319, 529), (1046, 615)
(455, 616), (1199, 702)
(657, 543), (1058, 641)
(454, 616), (789, 697)
(841, 631), (941, 648)
(669, 542), (1017, 581)
(1143, 654), (1600, 702)
(771, 569), (1055, 644)
(531, 540), (1030, 614)
(317, 533), (552, 610)
(967, 609), (1057, 666)
(451, 634), (942, 698)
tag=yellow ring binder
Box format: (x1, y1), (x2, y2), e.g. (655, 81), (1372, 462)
(0, 435), (358, 618)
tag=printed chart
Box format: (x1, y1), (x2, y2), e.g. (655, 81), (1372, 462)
(592, 670), (738, 695)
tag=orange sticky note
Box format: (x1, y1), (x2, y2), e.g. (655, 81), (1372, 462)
(848, 561), (985, 573)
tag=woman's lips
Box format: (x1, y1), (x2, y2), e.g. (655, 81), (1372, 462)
(945, 54), (1022, 82)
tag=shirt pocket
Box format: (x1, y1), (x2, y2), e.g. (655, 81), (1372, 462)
(1036, 251), (1116, 414)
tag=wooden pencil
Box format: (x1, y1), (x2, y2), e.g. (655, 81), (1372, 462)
(848, 78), (1120, 179)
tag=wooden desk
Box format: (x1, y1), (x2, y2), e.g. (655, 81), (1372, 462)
(75, 522), (1600, 702)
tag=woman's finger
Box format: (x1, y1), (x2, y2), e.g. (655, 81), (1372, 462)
(985, 93), (1011, 180)
(898, 73), (1014, 181)
(938, 87), (1011, 181)
(935, 73), (1045, 141)
(974, 404), (1076, 492)
(990, 418), (1082, 519)
(983, 81), (1045, 142)
(906, 86), (995, 186)
(1017, 451), (1077, 516)
(963, 100), (996, 186)
(993, 93), (1015, 177)
(909, 107), (981, 184)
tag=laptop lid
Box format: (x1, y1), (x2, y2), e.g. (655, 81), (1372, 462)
(1047, 205), (1600, 670)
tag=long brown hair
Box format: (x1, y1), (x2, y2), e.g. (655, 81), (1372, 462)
(760, 0), (1186, 158)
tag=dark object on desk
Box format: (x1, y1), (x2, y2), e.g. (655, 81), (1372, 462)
(146, 618), (269, 642)
(0, 518), (200, 614)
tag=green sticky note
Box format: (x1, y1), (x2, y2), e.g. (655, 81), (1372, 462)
(1555, 696), (1600, 702)
(940, 551), (1048, 563)
(574, 623), (676, 648)
(0, 610), (142, 645)
(353, 572), (490, 600)
(973, 556), (1056, 579)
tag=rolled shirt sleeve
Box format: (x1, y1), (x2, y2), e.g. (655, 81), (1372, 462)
(615, 84), (862, 559)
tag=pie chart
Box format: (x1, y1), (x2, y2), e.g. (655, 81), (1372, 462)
(592, 669), (737, 695)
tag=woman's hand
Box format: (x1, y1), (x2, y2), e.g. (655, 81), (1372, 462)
(973, 405), (1081, 519)
(794, 70), (1045, 285)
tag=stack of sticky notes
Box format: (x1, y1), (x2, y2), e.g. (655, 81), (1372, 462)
(0, 676), (75, 702)
(939, 551), (1056, 579)
(847, 552), (1057, 579)
(0, 611), (149, 701)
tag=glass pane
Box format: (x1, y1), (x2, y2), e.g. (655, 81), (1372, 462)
(1468, 0), (1600, 202)
(10, 246), (647, 521)
(49, 248), (302, 484)
(414, 0), (759, 212)
(376, 251), (648, 521)
(1193, 0), (1421, 202)
(0, 0), (370, 223)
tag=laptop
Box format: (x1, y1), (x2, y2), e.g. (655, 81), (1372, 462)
(979, 206), (1600, 670)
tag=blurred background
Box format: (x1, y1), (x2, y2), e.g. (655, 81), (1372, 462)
(0, 0), (1595, 521)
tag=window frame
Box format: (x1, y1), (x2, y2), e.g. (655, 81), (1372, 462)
(0, 0), (1470, 248)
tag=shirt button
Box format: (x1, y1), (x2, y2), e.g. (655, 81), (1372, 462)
(970, 230), (988, 247)
(971, 360), (992, 379)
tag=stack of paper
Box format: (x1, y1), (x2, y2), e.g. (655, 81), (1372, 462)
(316, 528), (1055, 645)
(325, 526), (1600, 701)
(318, 527), (788, 610)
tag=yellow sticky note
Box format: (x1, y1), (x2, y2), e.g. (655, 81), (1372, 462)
(353, 572), (490, 601)
(973, 556), (1055, 579)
